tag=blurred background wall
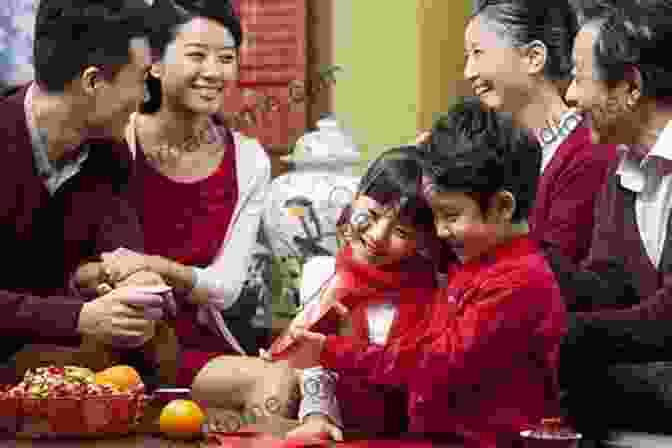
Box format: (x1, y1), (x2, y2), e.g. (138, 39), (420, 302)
(327, 1), (473, 166)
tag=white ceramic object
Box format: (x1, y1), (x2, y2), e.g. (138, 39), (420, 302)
(288, 115), (361, 176)
(262, 170), (359, 258)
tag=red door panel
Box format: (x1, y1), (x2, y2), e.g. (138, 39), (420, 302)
(223, 0), (307, 151)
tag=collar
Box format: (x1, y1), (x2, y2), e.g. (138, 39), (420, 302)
(24, 82), (90, 181)
(616, 120), (672, 193)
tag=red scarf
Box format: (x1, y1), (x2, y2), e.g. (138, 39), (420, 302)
(327, 245), (436, 346)
(270, 245), (437, 357)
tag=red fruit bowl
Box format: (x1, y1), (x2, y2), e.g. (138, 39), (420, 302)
(0, 391), (148, 438)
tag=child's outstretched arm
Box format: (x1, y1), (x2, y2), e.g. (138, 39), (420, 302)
(306, 269), (565, 390)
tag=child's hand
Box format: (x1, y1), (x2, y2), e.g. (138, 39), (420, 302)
(281, 326), (327, 369)
(286, 414), (343, 442)
(264, 301), (350, 367)
(333, 301), (353, 337)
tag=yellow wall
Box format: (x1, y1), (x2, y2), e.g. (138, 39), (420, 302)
(331, 1), (472, 168)
(332, 1), (419, 167)
(417, 0), (472, 131)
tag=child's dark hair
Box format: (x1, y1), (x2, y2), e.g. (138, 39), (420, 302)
(33, 0), (154, 93)
(422, 96), (541, 223)
(337, 146), (435, 245)
(141, 0), (243, 114)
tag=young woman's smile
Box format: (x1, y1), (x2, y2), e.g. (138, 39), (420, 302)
(153, 17), (238, 115)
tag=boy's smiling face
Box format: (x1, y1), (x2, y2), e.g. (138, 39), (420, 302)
(429, 189), (515, 263)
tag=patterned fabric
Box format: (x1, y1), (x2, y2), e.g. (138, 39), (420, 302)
(263, 171), (359, 258)
(262, 170), (359, 320)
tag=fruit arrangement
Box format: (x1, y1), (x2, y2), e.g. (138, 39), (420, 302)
(0, 365), (148, 438)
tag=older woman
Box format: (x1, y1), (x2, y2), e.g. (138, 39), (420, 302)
(463, 0), (617, 304)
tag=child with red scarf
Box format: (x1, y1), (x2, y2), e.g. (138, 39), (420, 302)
(276, 98), (568, 447)
(280, 147), (441, 440)
(192, 147), (440, 440)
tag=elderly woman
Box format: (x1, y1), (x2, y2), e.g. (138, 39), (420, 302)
(462, 0), (618, 295)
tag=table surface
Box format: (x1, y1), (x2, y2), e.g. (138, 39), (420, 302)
(7, 406), (461, 448)
(11, 435), (460, 448)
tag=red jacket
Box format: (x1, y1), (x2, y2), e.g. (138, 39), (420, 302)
(312, 246), (436, 435)
(320, 237), (567, 447)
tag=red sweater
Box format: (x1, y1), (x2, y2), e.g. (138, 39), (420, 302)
(529, 124), (616, 265)
(134, 129), (239, 387)
(0, 85), (144, 382)
(556, 154), (672, 321)
(135, 132), (237, 351)
(320, 237), (567, 447)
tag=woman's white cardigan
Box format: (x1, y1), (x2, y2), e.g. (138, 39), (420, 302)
(126, 112), (271, 354)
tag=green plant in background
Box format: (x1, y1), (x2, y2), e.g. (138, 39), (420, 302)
(270, 255), (304, 319)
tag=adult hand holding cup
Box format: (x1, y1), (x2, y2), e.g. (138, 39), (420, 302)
(77, 284), (173, 349)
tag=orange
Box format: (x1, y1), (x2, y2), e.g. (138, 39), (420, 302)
(159, 399), (206, 439)
(94, 365), (141, 392)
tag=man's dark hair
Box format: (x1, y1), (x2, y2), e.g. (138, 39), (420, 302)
(141, 0), (243, 114)
(33, 0), (154, 93)
(473, 0), (578, 82)
(585, 2), (672, 99)
(422, 96), (541, 223)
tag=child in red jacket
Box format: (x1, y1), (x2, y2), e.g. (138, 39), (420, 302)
(279, 98), (568, 447)
(193, 146), (440, 439)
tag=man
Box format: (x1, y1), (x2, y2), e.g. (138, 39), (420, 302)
(0, 0), (173, 384)
(555, 1), (672, 443)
